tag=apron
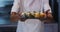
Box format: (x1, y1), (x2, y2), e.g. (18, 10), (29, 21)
(16, 19), (44, 32)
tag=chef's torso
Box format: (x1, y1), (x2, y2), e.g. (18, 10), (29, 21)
(20, 0), (43, 12)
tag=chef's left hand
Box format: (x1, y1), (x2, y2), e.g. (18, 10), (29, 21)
(45, 9), (53, 19)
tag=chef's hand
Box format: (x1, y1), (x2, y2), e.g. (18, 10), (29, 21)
(10, 12), (20, 22)
(44, 9), (53, 19)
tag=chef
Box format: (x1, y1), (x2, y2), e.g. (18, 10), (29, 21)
(11, 0), (52, 32)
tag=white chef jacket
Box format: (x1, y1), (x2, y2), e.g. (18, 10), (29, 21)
(11, 0), (51, 32)
(11, 0), (51, 13)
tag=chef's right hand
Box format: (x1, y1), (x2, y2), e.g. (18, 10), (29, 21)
(10, 12), (20, 22)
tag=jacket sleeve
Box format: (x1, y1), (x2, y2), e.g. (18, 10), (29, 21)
(11, 0), (20, 13)
(43, 0), (52, 13)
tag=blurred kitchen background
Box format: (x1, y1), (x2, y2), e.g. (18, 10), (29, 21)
(0, 0), (59, 32)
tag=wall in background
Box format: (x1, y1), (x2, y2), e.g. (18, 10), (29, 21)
(0, 0), (13, 24)
(58, 0), (60, 32)
(0, 0), (13, 7)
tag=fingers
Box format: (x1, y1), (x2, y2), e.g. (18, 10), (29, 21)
(11, 12), (17, 16)
(43, 9), (53, 19)
(44, 9), (51, 14)
(10, 12), (20, 22)
(47, 13), (53, 19)
(18, 12), (22, 16)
